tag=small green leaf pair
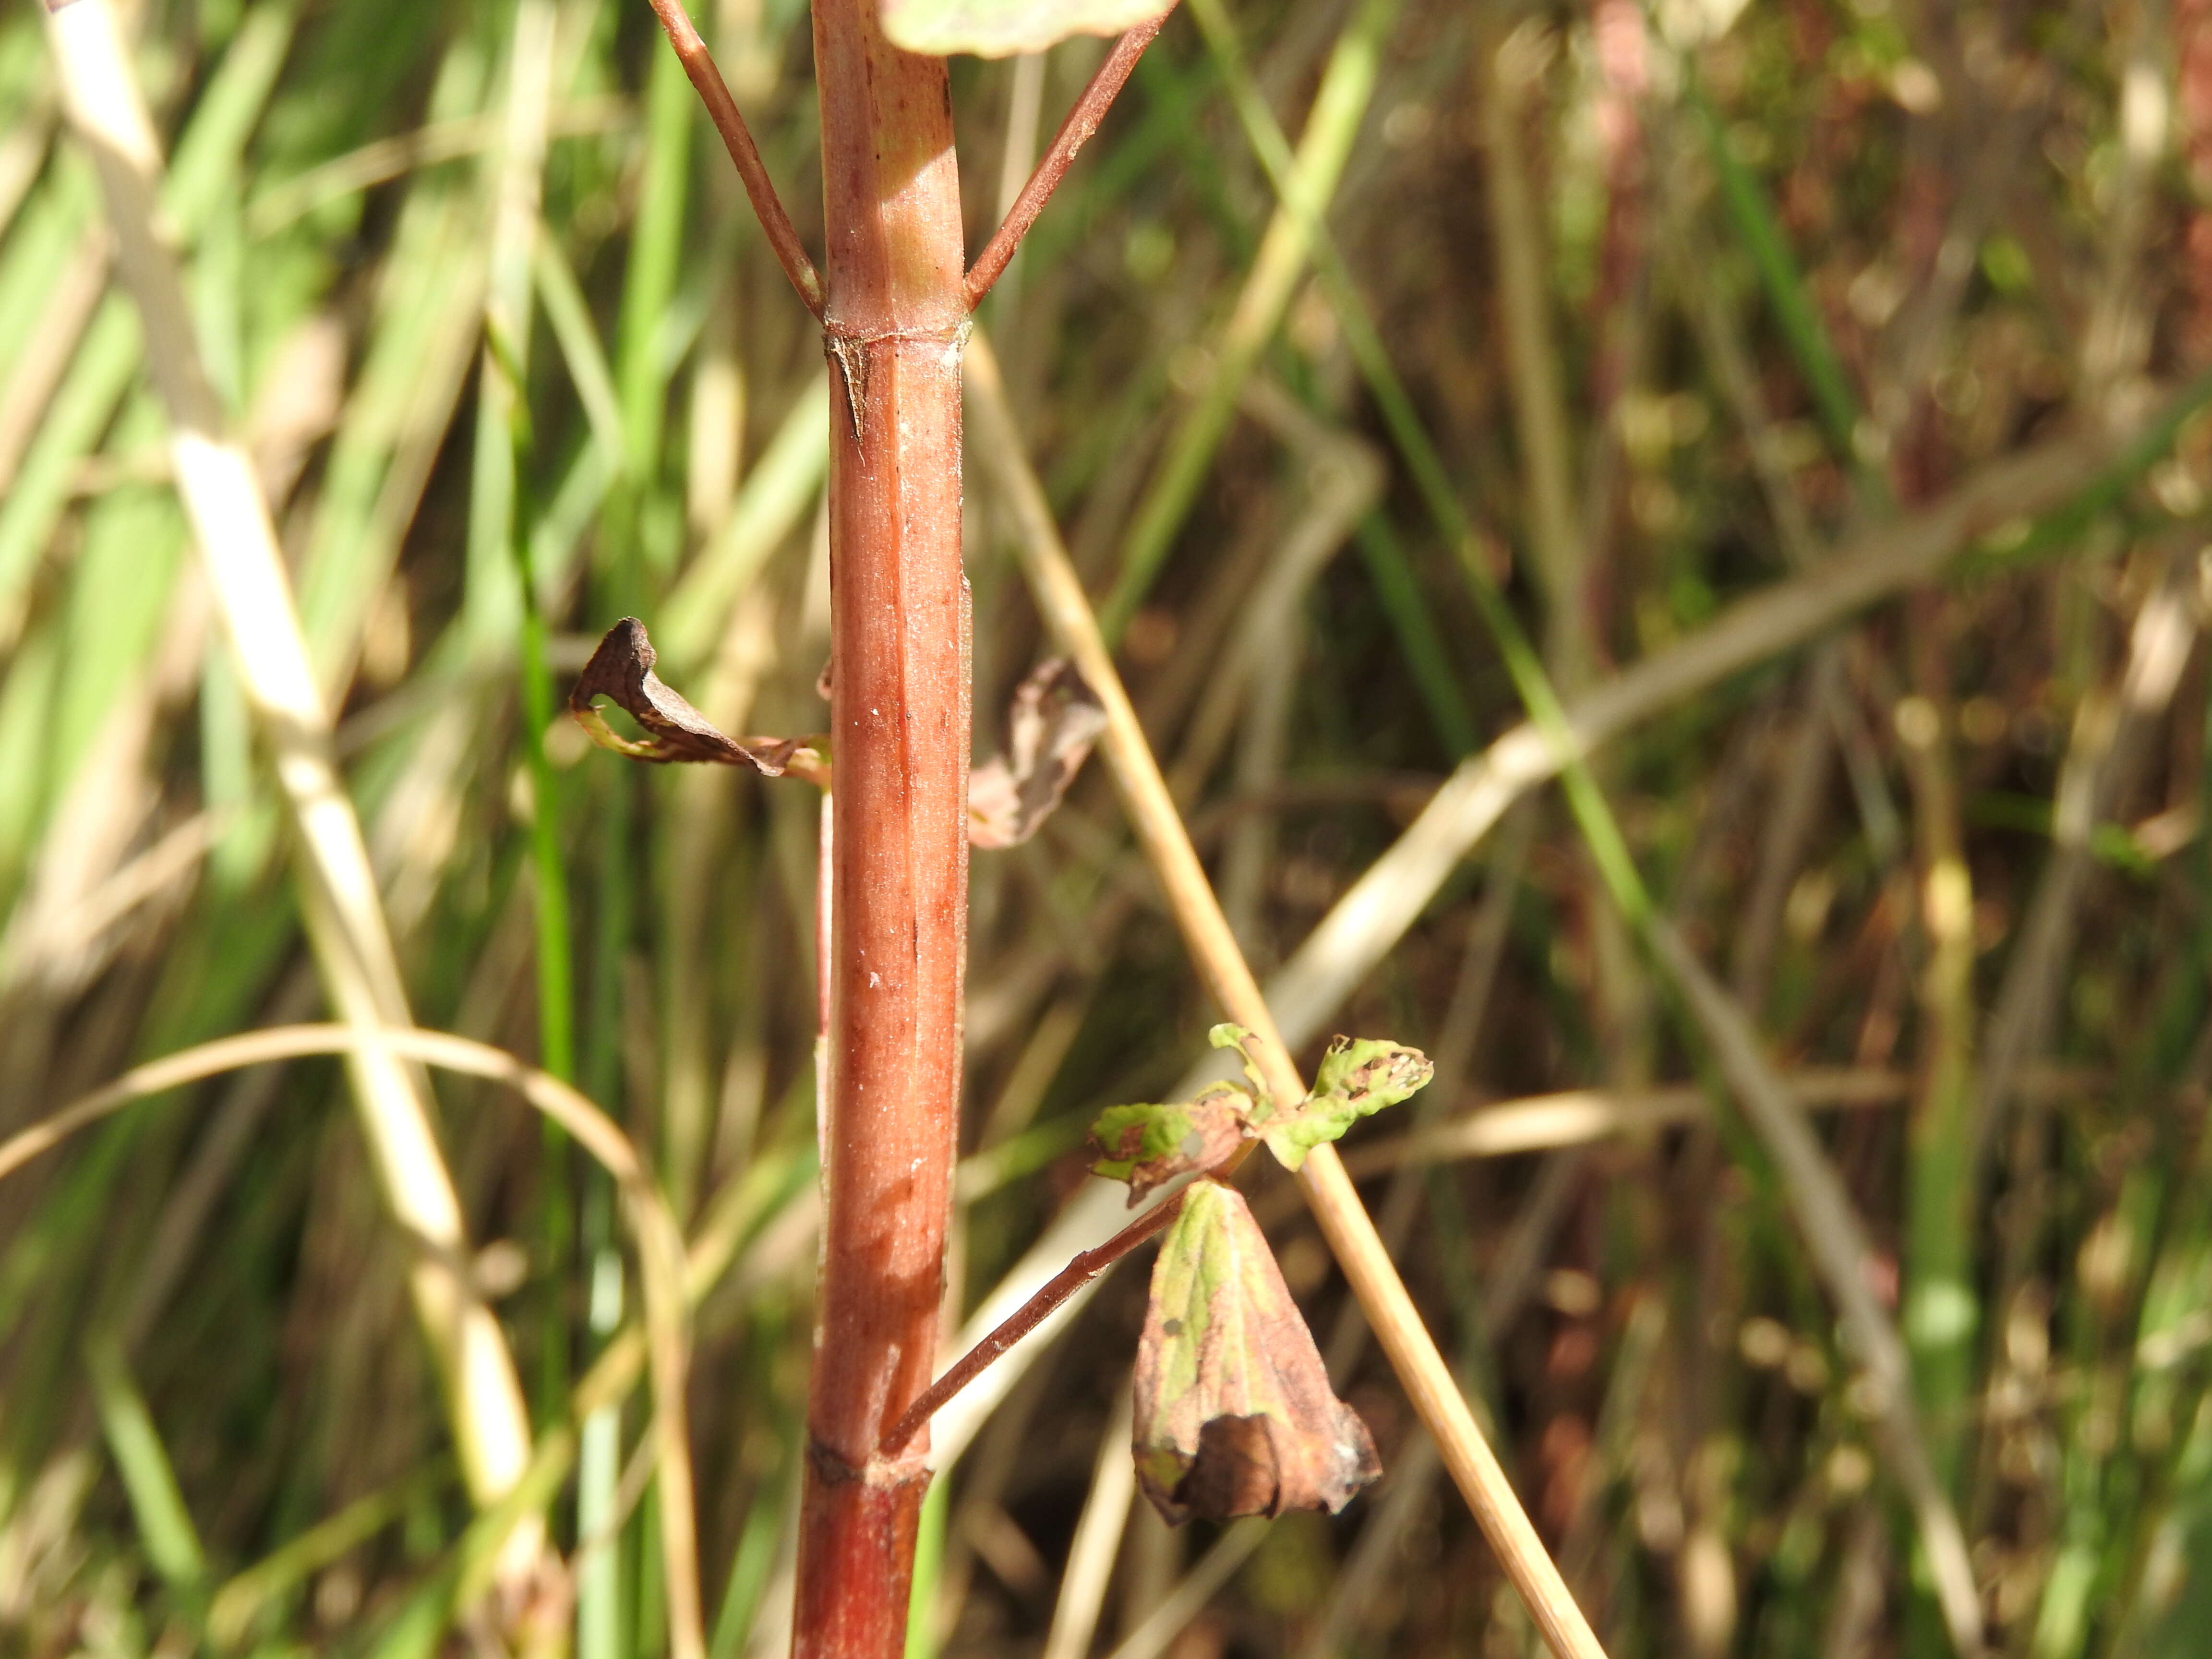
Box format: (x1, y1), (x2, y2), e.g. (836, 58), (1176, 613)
(1087, 1028), (1432, 1526)
(1088, 1025), (1432, 1200)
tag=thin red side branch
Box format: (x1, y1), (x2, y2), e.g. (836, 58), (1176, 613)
(880, 1189), (1184, 1455)
(645, 0), (826, 317)
(963, 12), (1170, 310)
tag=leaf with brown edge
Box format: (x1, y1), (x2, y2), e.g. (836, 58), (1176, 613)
(1087, 1083), (1250, 1205)
(1249, 1035), (1433, 1171)
(1133, 1180), (1380, 1525)
(569, 618), (829, 786)
(967, 659), (1106, 849)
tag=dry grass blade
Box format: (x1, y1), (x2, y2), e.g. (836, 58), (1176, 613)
(244, 96), (632, 235)
(1101, 1521), (1266, 1659)
(1040, 1382), (1137, 1659)
(11, 0), (2212, 1650)
(1648, 921), (1985, 1654)
(1482, 15), (1587, 687)
(967, 326), (1610, 1659)
(1332, 1069), (1912, 1178)
(1972, 560), (2201, 1164)
(40, 0), (547, 1586)
(1263, 386), (2212, 1054)
(0, 228), (107, 497)
(0, 1020), (702, 1651)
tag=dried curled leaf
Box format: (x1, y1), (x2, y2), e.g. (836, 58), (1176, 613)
(1133, 1180), (1380, 1524)
(1250, 1035), (1433, 1172)
(966, 659), (1107, 850)
(568, 618), (828, 785)
(1088, 1084), (1250, 1205)
(881, 0), (1173, 60)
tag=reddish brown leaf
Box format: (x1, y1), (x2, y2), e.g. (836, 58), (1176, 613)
(569, 618), (829, 785)
(1133, 1181), (1381, 1525)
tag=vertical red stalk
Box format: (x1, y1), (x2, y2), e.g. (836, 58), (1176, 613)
(793, 0), (970, 1651)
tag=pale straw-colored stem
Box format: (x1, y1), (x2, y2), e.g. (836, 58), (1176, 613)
(41, 0), (544, 1583)
(1039, 1383), (1136, 1659)
(1101, 1521), (1267, 1659)
(1481, 17), (1587, 688)
(967, 328), (1610, 1659)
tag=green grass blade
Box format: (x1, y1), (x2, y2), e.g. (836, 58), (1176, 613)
(87, 1334), (207, 1593)
(658, 374), (829, 671)
(1352, 513), (1478, 758)
(1693, 88), (1863, 464)
(1098, 0), (1398, 643)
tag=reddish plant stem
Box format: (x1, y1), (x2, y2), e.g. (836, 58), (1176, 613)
(816, 790), (834, 1039)
(653, 5), (1163, 1649)
(790, 0), (970, 1652)
(644, 0), (825, 316)
(881, 1190), (1185, 1455)
(964, 13), (1169, 308)
(814, 787), (833, 1154)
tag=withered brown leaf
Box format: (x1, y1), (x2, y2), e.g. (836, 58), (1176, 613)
(966, 659), (1107, 850)
(569, 618), (828, 785)
(1133, 1180), (1381, 1525)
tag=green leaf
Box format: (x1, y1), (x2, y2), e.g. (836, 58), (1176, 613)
(1132, 1181), (1380, 1524)
(1088, 1084), (1249, 1204)
(1253, 1034), (1431, 1171)
(880, 0), (1172, 59)
(88, 1334), (206, 1590)
(1207, 1022), (1272, 1108)
(1309, 1034), (1432, 1110)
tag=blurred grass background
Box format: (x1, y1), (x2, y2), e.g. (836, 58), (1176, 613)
(5, 0), (2212, 1655)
